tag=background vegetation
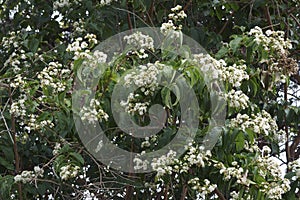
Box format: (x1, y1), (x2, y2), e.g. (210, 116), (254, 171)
(0, 0), (300, 199)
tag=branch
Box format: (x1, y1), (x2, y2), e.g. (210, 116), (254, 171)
(289, 135), (300, 161)
(264, 6), (274, 31)
(183, 0), (193, 11)
(290, 13), (300, 27)
(126, 0), (133, 31)
(214, 187), (226, 200)
(180, 184), (188, 200)
(8, 86), (23, 200)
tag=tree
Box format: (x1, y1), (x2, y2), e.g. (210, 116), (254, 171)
(0, 0), (299, 199)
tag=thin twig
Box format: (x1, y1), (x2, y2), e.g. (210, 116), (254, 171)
(8, 85), (22, 200)
(214, 187), (226, 200)
(264, 6), (274, 31)
(290, 13), (300, 27)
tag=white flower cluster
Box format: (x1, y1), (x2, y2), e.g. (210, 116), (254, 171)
(14, 166), (44, 183)
(188, 178), (217, 199)
(82, 190), (99, 200)
(10, 74), (26, 89)
(120, 93), (150, 116)
(59, 164), (80, 181)
(151, 150), (178, 177)
(99, 0), (118, 7)
(124, 63), (160, 93)
(230, 191), (240, 200)
(249, 26), (292, 55)
(141, 136), (151, 148)
(246, 144), (290, 199)
(150, 145), (211, 179)
(66, 34), (99, 61)
(53, 0), (81, 10)
(133, 153), (149, 171)
(193, 54), (251, 110)
(230, 191), (252, 200)
(4, 49), (28, 73)
(124, 32), (154, 59)
(10, 95), (27, 118)
(161, 5), (187, 35)
(289, 159), (300, 178)
(1, 31), (19, 49)
(248, 26), (298, 82)
(220, 63), (249, 87)
(215, 161), (251, 186)
(224, 89), (249, 110)
(216, 144), (290, 199)
(76, 50), (107, 79)
(1, 30), (30, 74)
(121, 63), (161, 115)
(2, 31), (31, 73)
(192, 53), (225, 79)
(37, 61), (71, 93)
(258, 157), (290, 199)
(181, 145), (211, 170)
(229, 110), (281, 139)
(53, 0), (70, 9)
(80, 98), (109, 125)
(52, 142), (62, 156)
(23, 114), (54, 133)
(193, 54), (250, 87)
(261, 179), (290, 200)
(169, 5), (187, 21)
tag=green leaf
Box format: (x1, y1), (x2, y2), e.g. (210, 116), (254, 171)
(0, 157), (14, 170)
(161, 87), (172, 108)
(0, 175), (14, 199)
(170, 84), (180, 106)
(229, 36), (243, 53)
(235, 132), (245, 152)
(28, 37), (40, 53)
(249, 78), (258, 96)
(215, 46), (228, 58)
(69, 152), (84, 165)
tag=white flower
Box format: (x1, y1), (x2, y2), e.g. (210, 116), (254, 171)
(220, 63), (249, 87)
(124, 32), (154, 59)
(59, 165), (80, 180)
(80, 98), (109, 125)
(230, 110), (281, 139)
(224, 89), (249, 110)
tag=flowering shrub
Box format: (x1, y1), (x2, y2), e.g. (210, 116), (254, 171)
(0, 0), (300, 200)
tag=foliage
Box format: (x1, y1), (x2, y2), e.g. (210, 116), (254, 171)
(0, 0), (300, 199)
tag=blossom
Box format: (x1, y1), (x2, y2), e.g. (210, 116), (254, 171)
(121, 62), (162, 116)
(14, 166), (44, 183)
(224, 89), (249, 110)
(37, 61), (71, 93)
(249, 26), (292, 56)
(160, 5), (186, 36)
(59, 164), (80, 180)
(124, 31), (154, 59)
(220, 63), (249, 87)
(188, 178), (217, 198)
(229, 110), (281, 139)
(80, 98), (109, 125)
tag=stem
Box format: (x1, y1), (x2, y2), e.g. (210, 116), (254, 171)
(180, 184), (187, 200)
(126, 0), (133, 31)
(264, 6), (274, 31)
(284, 82), (290, 165)
(164, 184), (169, 200)
(125, 138), (134, 200)
(183, 0), (192, 11)
(8, 86), (23, 200)
(214, 187), (226, 200)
